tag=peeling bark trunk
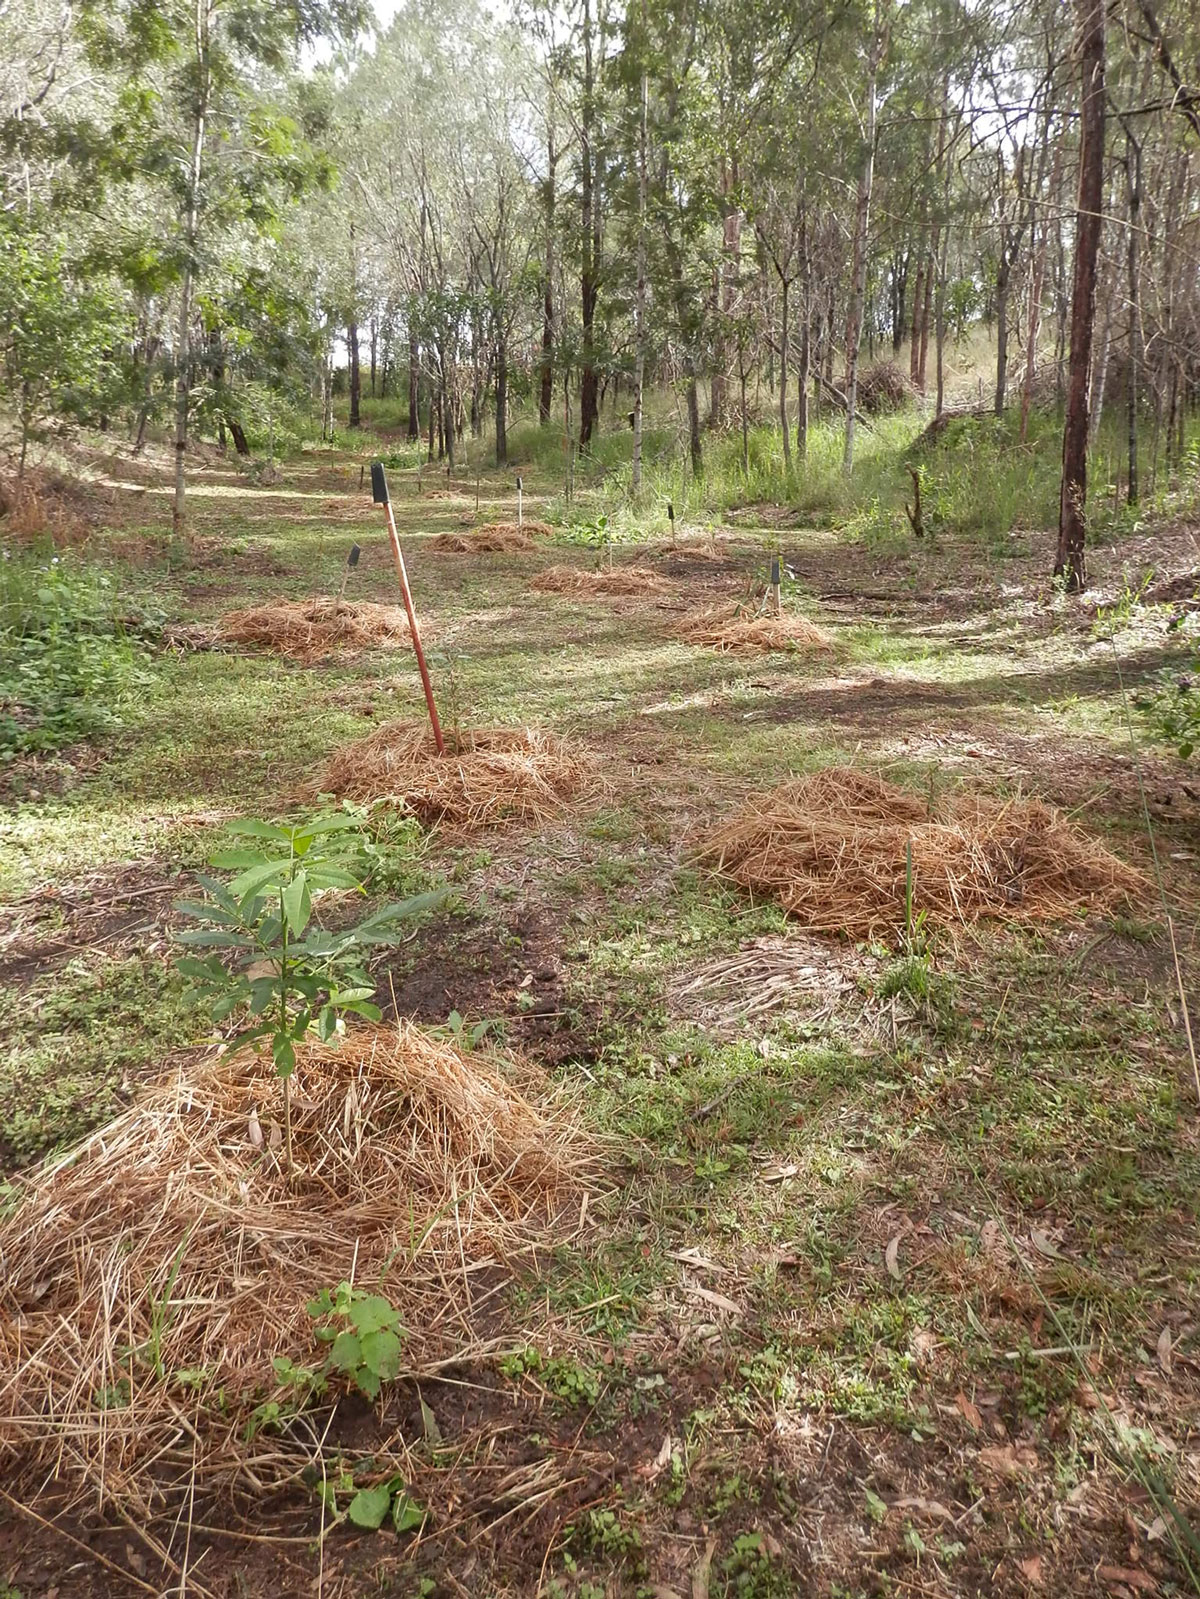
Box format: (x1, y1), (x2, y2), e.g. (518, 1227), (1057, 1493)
(172, 0), (211, 537)
(1055, 0), (1105, 592)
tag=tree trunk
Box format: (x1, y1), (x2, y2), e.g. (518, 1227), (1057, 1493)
(796, 315), (810, 460)
(710, 155), (741, 430)
(778, 275), (791, 474)
(348, 321), (361, 428)
(909, 255), (925, 385)
(631, 46), (648, 496)
(495, 334), (508, 466)
(842, 4), (883, 476)
(740, 369), (749, 474)
(369, 317), (377, 397)
(686, 369), (702, 479)
(918, 254), (932, 391)
(579, 0), (600, 449)
(994, 259), (1011, 415)
(407, 332), (420, 440)
(1125, 130), (1142, 506)
(1020, 139), (1060, 444)
(1089, 262), (1113, 448)
(172, 0), (211, 538)
(1055, 0), (1105, 592)
(539, 121), (556, 427)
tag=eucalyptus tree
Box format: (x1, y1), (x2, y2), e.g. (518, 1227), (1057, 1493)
(74, 0), (366, 530)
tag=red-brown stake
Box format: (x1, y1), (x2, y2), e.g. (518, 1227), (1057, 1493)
(372, 462), (445, 754)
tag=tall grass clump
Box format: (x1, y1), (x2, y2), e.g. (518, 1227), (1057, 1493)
(0, 553), (159, 756)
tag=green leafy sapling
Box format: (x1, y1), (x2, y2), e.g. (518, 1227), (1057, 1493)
(174, 812), (443, 1171)
(307, 1280), (405, 1400)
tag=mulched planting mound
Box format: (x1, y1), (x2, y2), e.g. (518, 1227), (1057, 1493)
(323, 721), (593, 828)
(429, 521), (554, 552)
(532, 564), (670, 597)
(674, 601), (834, 654)
(0, 1023), (590, 1523)
(693, 766), (1146, 937)
(218, 597), (412, 661)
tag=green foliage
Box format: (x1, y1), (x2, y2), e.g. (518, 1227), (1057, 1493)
(308, 1280), (406, 1400)
(0, 220), (131, 463)
(498, 1345), (603, 1407)
(720, 1532), (785, 1597)
(1141, 645), (1200, 760)
(0, 956), (206, 1168)
(346, 1477), (426, 1534)
(565, 1506), (642, 1560)
(0, 555), (158, 757)
(175, 812), (442, 1081)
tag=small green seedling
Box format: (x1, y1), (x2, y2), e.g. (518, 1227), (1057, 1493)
(347, 1475), (426, 1534)
(175, 812), (444, 1170)
(308, 1280), (406, 1400)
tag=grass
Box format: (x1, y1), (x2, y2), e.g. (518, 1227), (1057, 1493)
(2, 390), (1200, 1597)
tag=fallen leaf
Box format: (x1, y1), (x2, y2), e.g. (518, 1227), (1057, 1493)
(683, 1282), (741, 1317)
(979, 1443), (1039, 1477)
(419, 1392), (442, 1447)
(247, 1109), (263, 1149)
(911, 1328), (937, 1366)
(654, 1433), (674, 1468)
(670, 1247), (728, 1275)
(980, 1219), (1009, 1263)
(761, 1162), (800, 1182)
(893, 1495), (952, 1520)
(1097, 1568), (1158, 1594)
(692, 1536), (717, 1599)
(956, 1391), (982, 1431)
(1146, 1517), (1167, 1543)
(1156, 1326), (1173, 1375)
(1017, 1555), (1044, 1586)
(1029, 1228), (1062, 1259)
(886, 1234), (903, 1282)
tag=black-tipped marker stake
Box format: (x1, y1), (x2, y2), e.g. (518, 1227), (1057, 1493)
(371, 462), (444, 753)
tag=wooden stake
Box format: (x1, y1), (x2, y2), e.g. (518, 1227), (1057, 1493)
(904, 467), (925, 538)
(371, 463), (444, 753)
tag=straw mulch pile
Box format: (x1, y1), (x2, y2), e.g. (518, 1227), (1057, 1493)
(674, 601), (834, 655)
(532, 564), (670, 597)
(0, 1024), (590, 1522)
(430, 521), (553, 553)
(693, 767), (1146, 938)
(218, 597), (412, 662)
(323, 721), (593, 828)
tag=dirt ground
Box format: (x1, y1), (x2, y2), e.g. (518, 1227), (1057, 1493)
(2, 437), (1199, 1598)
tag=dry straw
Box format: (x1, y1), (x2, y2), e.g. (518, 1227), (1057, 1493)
(694, 767), (1146, 937)
(0, 470), (93, 547)
(674, 601), (834, 655)
(0, 1023), (591, 1520)
(532, 564), (670, 597)
(430, 522), (553, 553)
(323, 721), (592, 828)
(218, 598), (412, 662)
